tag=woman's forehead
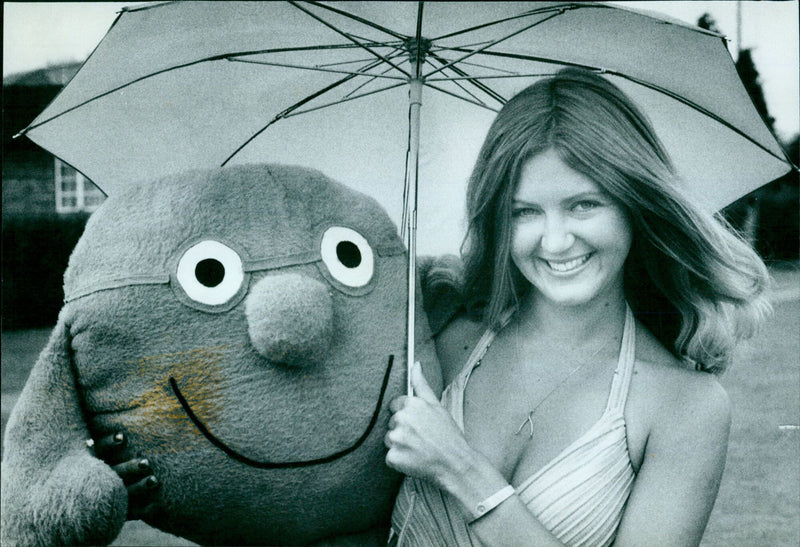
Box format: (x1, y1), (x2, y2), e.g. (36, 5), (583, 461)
(514, 149), (603, 202)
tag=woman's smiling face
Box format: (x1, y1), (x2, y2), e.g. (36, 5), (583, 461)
(511, 148), (632, 308)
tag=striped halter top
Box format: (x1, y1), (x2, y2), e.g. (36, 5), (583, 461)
(390, 306), (637, 546)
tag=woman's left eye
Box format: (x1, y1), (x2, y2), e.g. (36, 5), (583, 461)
(571, 200), (599, 213)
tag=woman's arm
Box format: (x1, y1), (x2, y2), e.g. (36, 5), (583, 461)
(613, 373), (731, 546)
(385, 363), (565, 546)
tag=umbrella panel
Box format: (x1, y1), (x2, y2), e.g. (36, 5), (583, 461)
(23, 1), (794, 256)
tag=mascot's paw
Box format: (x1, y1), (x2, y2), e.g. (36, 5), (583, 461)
(418, 254), (464, 335)
(1, 450), (127, 547)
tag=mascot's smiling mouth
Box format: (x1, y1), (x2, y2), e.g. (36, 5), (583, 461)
(170, 355), (394, 468)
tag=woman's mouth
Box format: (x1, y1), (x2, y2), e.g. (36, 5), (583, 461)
(542, 253), (593, 273)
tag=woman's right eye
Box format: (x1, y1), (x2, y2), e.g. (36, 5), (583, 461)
(512, 207), (540, 218)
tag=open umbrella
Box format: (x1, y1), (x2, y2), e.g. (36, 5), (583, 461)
(17, 1), (794, 391)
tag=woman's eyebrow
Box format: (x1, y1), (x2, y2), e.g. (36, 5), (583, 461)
(566, 191), (607, 200)
(512, 191), (607, 207)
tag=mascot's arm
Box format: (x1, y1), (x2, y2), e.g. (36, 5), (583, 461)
(1, 314), (128, 546)
(418, 254), (464, 336)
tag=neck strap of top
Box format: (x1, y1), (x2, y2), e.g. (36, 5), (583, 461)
(604, 305), (636, 414)
(459, 305), (635, 412)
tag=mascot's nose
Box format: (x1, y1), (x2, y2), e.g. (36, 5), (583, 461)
(245, 273), (334, 368)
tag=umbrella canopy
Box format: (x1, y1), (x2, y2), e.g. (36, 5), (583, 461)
(19, 0), (792, 256)
(19, 1), (794, 387)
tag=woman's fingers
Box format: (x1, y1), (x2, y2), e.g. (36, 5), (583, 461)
(87, 432), (161, 521)
(111, 458), (153, 485)
(128, 474), (160, 498)
(389, 395), (408, 414)
(129, 501), (159, 522)
(410, 362), (438, 403)
(127, 475), (160, 521)
(91, 432), (126, 464)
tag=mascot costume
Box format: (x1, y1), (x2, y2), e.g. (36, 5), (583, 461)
(1, 164), (458, 546)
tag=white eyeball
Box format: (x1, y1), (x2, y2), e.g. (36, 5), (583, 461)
(320, 227), (374, 288)
(176, 240), (245, 305)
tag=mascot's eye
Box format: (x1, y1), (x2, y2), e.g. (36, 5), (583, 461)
(320, 227), (374, 288)
(176, 240), (244, 305)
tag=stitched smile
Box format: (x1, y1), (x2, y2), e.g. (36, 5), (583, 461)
(170, 355), (394, 469)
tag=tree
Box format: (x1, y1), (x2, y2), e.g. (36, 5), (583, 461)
(736, 49), (776, 132)
(697, 13), (721, 34)
(696, 13), (796, 258)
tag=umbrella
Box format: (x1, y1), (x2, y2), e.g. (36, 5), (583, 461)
(17, 1), (794, 391)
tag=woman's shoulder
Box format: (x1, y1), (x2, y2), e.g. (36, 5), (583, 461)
(634, 322), (728, 395)
(633, 358), (730, 418)
(630, 323), (731, 442)
(434, 313), (485, 385)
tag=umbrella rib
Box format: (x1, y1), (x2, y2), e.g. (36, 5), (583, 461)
(228, 57), (406, 80)
(423, 11), (565, 79)
(424, 82), (500, 113)
(313, 51), (402, 68)
(425, 73), (558, 82)
(431, 56), (520, 75)
(430, 4), (577, 41)
(221, 81), (407, 165)
(303, 0), (409, 40)
(423, 58), (489, 107)
(615, 73), (793, 165)
(282, 81), (407, 118)
(343, 55), (408, 99)
(16, 45), (388, 136)
(435, 44), (791, 164)
(443, 47), (606, 72)
(430, 2), (719, 42)
(288, 1), (412, 79)
(427, 52), (505, 105)
(433, 46), (790, 163)
(220, 59), (388, 166)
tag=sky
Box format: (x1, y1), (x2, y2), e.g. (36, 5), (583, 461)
(3, 1), (799, 142)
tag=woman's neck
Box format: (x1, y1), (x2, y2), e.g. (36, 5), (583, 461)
(514, 288), (628, 347)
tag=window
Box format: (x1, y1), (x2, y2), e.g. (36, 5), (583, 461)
(54, 159), (105, 213)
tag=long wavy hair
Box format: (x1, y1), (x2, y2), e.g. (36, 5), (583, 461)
(461, 68), (771, 373)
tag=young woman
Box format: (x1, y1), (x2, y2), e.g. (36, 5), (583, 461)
(384, 68), (771, 546)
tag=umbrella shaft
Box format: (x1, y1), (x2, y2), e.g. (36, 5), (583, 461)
(406, 77), (423, 396)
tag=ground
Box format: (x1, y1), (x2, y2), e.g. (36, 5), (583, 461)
(2, 263), (798, 546)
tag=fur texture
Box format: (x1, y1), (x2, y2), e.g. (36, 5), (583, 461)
(1, 164), (442, 546)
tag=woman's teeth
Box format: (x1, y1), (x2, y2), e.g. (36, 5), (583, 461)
(545, 254), (590, 272)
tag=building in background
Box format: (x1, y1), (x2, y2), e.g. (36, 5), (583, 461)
(3, 63), (107, 330)
(3, 62), (105, 219)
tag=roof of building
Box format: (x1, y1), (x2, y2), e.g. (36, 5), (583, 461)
(4, 62), (82, 87)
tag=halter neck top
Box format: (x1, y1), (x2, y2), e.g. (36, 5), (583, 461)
(390, 306), (637, 546)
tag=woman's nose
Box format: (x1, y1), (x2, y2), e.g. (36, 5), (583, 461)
(244, 273), (334, 368)
(540, 215), (575, 254)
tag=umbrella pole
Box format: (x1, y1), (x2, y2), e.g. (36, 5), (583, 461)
(406, 77), (423, 396)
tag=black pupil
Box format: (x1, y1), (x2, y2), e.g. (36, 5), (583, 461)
(336, 241), (361, 268)
(195, 259), (225, 287)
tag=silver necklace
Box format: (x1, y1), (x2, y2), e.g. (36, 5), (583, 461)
(512, 318), (612, 439)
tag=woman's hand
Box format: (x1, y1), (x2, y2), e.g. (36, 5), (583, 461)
(386, 365), (565, 546)
(385, 363), (475, 488)
(89, 432), (160, 521)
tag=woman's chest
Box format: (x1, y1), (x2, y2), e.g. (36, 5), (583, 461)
(460, 353), (632, 484)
